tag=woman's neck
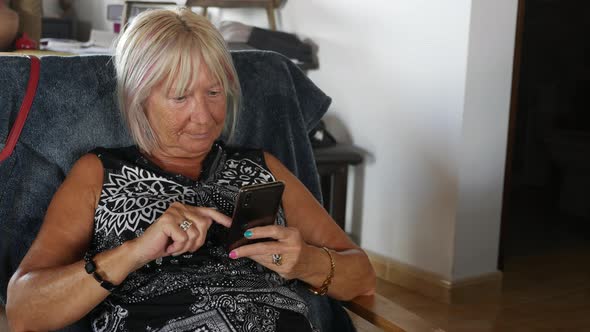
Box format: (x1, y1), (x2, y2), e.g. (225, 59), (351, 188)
(143, 148), (207, 180)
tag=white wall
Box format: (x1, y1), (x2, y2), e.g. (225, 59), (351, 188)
(282, 0), (471, 279)
(453, 0), (518, 279)
(74, 0), (123, 33)
(279, 0), (517, 280)
(75, 0), (518, 281)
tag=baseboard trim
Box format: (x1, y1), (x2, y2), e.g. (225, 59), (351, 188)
(367, 250), (502, 304)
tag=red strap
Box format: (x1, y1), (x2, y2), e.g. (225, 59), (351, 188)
(0, 55), (40, 162)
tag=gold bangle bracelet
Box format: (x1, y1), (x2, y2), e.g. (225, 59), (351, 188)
(308, 247), (335, 296)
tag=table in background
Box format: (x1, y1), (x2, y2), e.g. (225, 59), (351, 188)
(314, 144), (364, 230)
(122, 0), (282, 30)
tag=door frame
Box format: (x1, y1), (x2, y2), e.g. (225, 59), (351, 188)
(498, 0), (527, 270)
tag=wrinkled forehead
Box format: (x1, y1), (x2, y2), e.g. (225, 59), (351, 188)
(157, 46), (223, 95)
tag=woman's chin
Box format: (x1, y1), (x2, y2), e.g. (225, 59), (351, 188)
(179, 138), (215, 154)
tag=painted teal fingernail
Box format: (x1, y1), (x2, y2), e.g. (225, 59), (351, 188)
(244, 230), (253, 238)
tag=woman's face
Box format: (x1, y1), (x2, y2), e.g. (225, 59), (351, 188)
(144, 63), (226, 158)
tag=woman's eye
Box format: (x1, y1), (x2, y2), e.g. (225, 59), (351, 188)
(208, 90), (221, 97)
(172, 96), (186, 102)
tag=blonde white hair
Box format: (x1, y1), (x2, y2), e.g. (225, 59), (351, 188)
(114, 8), (241, 153)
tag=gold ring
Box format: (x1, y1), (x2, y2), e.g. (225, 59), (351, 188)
(272, 253), (282, 266)
(180, 220), (192, 231)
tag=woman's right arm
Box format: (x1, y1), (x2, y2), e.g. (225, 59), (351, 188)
(6, 154), (232, 332)
(5, 154), (139, 331)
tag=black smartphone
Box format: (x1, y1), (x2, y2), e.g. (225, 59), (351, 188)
(226, 181), (285, 251)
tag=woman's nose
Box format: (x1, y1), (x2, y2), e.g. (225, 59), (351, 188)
(188, 98), (213, 124)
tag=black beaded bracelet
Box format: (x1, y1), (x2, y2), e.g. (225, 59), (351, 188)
(84, 257), (118, 292)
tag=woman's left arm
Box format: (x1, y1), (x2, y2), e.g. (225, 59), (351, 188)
(231, 152), (376, 301)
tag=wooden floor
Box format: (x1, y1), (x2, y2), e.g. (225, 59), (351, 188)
(375, 244), (590, 332)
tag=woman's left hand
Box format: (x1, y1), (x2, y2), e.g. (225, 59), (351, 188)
(229, 225), (311, 280)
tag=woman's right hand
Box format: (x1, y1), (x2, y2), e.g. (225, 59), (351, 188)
(129, 202), (232, 268)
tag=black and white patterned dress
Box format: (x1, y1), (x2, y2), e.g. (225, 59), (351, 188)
(86, 142), (315, 332)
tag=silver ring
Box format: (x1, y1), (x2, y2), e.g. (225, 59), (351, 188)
(180, 220), (192, 232)
(272, 253), (282, 266)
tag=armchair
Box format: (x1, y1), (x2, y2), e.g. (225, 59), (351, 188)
(0, 51), (356, 331)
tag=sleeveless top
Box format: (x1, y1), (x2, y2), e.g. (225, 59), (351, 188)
(86, 142), (315, 332)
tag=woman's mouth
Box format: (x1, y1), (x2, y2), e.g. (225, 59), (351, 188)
(183, 132), (209, 139)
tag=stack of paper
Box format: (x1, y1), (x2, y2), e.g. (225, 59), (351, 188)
(41, 29), (117, 55)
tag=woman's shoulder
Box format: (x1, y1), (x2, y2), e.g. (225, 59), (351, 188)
(72, 153), (103, 172)
(66, 153), (104, 194)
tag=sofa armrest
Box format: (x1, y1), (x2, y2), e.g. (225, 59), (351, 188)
(346, 307), (389, 332)
(347, 294), (441, 332)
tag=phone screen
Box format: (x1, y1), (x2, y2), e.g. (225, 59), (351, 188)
(226, 181), (285, 251)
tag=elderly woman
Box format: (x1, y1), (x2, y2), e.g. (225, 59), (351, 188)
(6, 8), (375, 332)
